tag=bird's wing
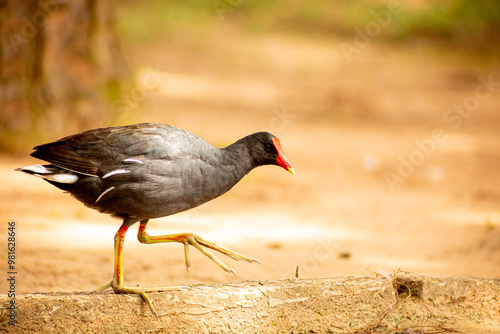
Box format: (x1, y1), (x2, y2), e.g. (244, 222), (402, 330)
(30, 123), (207, 177)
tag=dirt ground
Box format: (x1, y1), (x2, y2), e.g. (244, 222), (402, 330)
(1, 25), (500, 332)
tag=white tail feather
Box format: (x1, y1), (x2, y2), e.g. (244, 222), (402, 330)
(20, 164), (52, 174)
(17, 164), (78, 184)
(42, 173), (79, 184)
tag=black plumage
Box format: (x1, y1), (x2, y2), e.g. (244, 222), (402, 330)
(17, 122), (294, 318)
(27, 123), (292, 218)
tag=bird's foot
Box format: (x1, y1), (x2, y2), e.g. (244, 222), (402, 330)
(179, 233), (261, 274)
(137, 227), (261, 275)
(92, 280), (158, 319)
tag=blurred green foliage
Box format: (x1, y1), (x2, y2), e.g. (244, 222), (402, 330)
(393, 0), (500, 50)
(3, 0), (498, 154)
(117, 0), (500, 52)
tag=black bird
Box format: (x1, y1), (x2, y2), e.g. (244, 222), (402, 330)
(16, 122), (294, 317)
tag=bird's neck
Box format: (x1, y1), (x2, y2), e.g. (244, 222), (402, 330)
(220, 138), (256, 179)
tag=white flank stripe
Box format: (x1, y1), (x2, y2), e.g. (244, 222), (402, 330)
(123, 158), (144, 165)
(95, 186), (116, 203)
(102, 169), (130, 179)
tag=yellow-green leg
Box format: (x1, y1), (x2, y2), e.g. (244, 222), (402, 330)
(137, 220), (260, 274)
(94, 218), (260, 319)
(94, 221), (158, 319)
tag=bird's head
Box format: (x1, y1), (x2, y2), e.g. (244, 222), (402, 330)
(248, 132), (295, 175)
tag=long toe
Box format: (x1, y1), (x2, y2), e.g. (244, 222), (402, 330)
(92, 280), (113, 293)
(184, 234), (261, 274)
(111, 283), (158, 319)
(195, 237), (261, 264)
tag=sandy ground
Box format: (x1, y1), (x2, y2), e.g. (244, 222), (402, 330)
(1, 32), (500, 297)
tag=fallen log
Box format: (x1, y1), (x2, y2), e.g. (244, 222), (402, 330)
(1, 275), (499, 333)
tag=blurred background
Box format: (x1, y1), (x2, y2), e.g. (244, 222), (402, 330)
(1, 0), (499, 294)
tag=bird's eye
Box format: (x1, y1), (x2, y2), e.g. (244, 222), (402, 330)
(266, 143), (272, 150)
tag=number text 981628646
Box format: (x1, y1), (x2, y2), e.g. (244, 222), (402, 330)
(7, 221), (17, 325)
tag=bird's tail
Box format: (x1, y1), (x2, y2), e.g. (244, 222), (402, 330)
(15, 164), (78, 190)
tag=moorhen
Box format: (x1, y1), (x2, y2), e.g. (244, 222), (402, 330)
(16, 122), (294, 317)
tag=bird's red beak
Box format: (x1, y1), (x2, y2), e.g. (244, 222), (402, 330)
(272, 138), (295, 175)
